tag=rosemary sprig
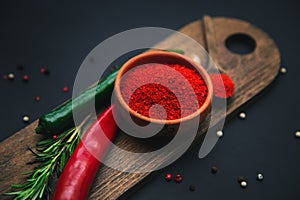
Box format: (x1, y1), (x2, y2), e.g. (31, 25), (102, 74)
(4, 127), (81, 200)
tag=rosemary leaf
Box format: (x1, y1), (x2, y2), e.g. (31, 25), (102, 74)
(4, 126), (81, 200)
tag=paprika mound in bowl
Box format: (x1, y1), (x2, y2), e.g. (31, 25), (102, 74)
(114, 51), (213, 137)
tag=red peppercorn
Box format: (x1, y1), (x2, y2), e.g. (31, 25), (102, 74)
(40, 68), (49, 75)
(23, 75), (29, 82)
(175, 174), (182, 183)
(165, 173), (172, 182)
(63, 86), (69, 93)
(52, 135), (58, 140)
(35, 96), (41, 102)
(40, 68), (46, 73)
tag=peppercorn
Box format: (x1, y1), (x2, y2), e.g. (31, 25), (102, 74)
(280, 67), (287, 74)
(237, 176), (245, 183)
(257, 173), (264, 181)
(175, 174), (182, 183)
(240, 181), (247, 188)
(239, 112), (246, 119)
(40, 68), (49, 75)
(165, 173), (172, 182)
(63, 86), (69, 93)
(211, 166), (218, 173)
(216, 130), (223, 138)
(52, 135), (58, 140)
(8, 73), (15, 80)
(35, 96), (41, 102)
(23, 75), (29, 82)
(23, 115), (30, 123)
(295, 131), (300, 138)
(2, 74), (8, 80)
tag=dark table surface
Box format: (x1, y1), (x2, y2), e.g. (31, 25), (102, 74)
(1, 0), (299, 200)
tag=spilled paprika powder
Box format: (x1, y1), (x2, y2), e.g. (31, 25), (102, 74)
(120, 63), (208, 120)
(209, 74), (234, 98)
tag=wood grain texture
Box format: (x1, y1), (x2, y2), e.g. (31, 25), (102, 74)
(202, 15), (226, 73)
(0, 16), (280, 199)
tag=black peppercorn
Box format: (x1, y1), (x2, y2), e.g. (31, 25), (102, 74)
(237, 176), (245, 183)
(211, 166), (218, 174)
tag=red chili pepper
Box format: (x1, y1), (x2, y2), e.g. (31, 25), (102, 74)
(52, 105), (117, 200)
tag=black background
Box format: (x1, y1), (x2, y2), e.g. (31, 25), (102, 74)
(1, 0), (300, 200)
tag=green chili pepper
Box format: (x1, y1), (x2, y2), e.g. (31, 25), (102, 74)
(35, 70), (119, 134)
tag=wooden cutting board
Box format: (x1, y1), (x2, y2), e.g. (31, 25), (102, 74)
(0, 16), (280, 199)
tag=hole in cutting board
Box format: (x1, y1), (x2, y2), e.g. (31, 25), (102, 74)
(225, 33), (256, 55)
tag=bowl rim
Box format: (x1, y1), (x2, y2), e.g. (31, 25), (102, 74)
(114, 51), (213, 125)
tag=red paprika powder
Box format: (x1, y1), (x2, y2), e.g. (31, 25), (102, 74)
(120, 63), (208, 120)
(210, 74), (234, 98)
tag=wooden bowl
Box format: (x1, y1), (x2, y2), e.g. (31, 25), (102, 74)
(113, 51), (213, 137)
